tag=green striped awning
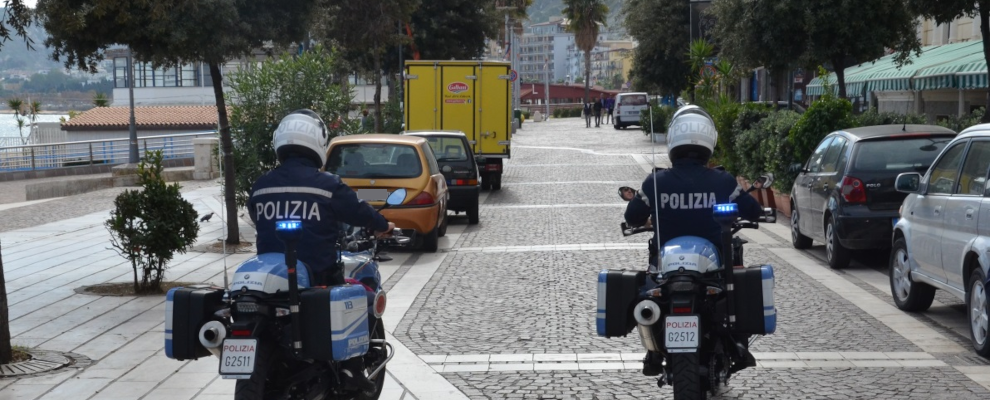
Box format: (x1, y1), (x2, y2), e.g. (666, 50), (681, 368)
(807, 52), (899, 97)
(912, 50), (987, 90)
(863, 41), (984, 93)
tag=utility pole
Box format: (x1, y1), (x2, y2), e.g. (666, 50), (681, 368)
(127, 50), (138, 163)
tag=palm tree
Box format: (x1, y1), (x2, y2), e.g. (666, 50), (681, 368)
(6, 98), (25, 145)
(562, 0), (608, 103)
(686, 39), (715, 102)
(93, 92), (110, 107)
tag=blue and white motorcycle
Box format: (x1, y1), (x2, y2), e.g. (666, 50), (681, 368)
(599, 178), (777, 400)
(165, 189), (409, 400)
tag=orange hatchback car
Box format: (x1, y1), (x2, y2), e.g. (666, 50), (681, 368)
(325, 134), (449, 251)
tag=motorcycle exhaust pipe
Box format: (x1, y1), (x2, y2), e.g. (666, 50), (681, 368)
(633, 300), (661, 326)
(198, 320), (227, 357)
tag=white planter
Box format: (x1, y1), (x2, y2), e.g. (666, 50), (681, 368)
(651, 133), (666, 143)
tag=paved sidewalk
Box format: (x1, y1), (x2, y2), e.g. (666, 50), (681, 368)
(0, 183), (469, 399)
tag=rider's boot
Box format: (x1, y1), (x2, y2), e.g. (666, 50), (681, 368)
(341, 358), (377, 393)
(642, 351), (663, 376)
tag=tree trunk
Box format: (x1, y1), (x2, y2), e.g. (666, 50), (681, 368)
(981, 7), (990, 122)
(0, 239), (11, 364)
(374, 50), (383, 133)
(208, 62), (240, 245)
(583, 50), (591, 103)
(833, 57), (848, 99)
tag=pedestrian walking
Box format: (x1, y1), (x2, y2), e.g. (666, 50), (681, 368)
(584, 102), (592, 128)
(593, 95), (603, 128)
(605, 94), (614, 125)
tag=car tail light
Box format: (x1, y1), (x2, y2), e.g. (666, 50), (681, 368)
(483, 164), (502, 172)
(449, 179), (478, 186)
(840, 176), (866, 204)
(410, 192), (434, 205)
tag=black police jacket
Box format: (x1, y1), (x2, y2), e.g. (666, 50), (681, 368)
(248, 157), (389, 272)
(624, 158), (763, 252)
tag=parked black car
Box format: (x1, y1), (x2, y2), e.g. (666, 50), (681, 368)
(402, 130), (480, 224)
(790, 125), (956, 269)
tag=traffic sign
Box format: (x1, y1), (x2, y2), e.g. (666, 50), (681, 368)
(509, 69), (518, 82)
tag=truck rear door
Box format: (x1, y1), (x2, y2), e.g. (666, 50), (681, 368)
(405, 63), (439, 130)
(476, 64), (511, 157)
(439, 64), (476, 142)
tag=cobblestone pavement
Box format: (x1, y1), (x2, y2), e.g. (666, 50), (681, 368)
(393, 118), (990, 398)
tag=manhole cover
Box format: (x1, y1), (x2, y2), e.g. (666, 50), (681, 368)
(0, 350), (91, 378)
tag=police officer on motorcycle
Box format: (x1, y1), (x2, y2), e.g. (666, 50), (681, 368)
(248, 109), (394, 392)
(623, 105), (763, 375)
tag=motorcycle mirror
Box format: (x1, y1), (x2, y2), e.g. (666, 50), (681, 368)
(618, 186), (637, 201)
(386, 188), (407, 205)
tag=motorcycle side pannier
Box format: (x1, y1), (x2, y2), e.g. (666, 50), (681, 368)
(731, 264), (776, 335)
(300, 285), (370, 361)
(596, 269), (646, 337)
(165, 286), (226, 360)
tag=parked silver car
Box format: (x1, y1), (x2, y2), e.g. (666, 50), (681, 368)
(891, 125), (990, 357)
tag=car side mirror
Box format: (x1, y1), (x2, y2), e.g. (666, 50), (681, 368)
(618, 186), (637, 201)
(788, 163), (805, 173)
(895, 173), (922, 194)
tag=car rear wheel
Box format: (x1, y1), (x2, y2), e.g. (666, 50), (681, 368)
(889, 238), (935, 312)
(825, 216), (851, 269)
(790, 205), (812, 249)
(420, 227), (439, 252)
(437, 213), (448, 237)
(969, 269), (990, 357)
(480, 173), (491, 191)
(490, 173), (502, 191)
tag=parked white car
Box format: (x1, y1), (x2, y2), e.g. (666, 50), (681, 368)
(890, 124), (990, 357)
(613, 92), (649, 130)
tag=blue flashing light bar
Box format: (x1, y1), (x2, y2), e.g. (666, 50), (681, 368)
(713, 203), (738, 215)
(275, 220), (303, 231)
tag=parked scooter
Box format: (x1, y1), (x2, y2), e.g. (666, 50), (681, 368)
(165, 189), (410, 400)
(599, 177), (777, 400)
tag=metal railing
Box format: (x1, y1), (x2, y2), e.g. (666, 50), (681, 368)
(0, 131), (218, 172)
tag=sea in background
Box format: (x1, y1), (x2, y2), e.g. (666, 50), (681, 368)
(0, 114), (69, 138)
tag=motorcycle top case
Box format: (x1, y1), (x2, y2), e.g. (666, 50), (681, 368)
(731, 264), (776, 335)
(299, 284), (370, 361)
(165, 286), (225, 360)
(596, 269), (647, 337)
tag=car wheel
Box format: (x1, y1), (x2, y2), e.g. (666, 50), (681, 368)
(491, 173), (502, 191)
(437, 212), (448, 237)
(889, 238), (935, 312)
(790, 205), (812, 249)
(420, 227), (439, 252)
(481, 173), (491, 191)
(613, 124), (620, 130)
(969, 269), (990, 357)
(825, 216), (851, 269)
(467, 200), (479, 225)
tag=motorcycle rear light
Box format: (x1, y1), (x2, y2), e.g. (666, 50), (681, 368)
(231, 329), (252, 337)
(670, 281), (694, 292)
(672, 307), (692, 314)
(705, 286), (723, 295)
(235, 302), (260, 313)
(275, 307), (291, 317)
(410, 192), (434, 205)
(840, 176), (867, 204)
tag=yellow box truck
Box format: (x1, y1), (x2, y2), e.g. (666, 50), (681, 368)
(404, 60), (512, 190)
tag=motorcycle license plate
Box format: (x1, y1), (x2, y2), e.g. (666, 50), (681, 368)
(219, 339), (257, 379)
(664, 316), (699, 353)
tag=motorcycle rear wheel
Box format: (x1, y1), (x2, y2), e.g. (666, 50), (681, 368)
(671, 353), (708, 400)
(234, 342), (281, 400)
(354, 322), (387, 399)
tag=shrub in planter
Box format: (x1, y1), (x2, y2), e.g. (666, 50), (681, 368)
(788, 67), (854, 163)
(854, 108), (926, 127)
(105, 151), (200, 294)
(937, 107), (986, 132)
(735, 110), (802, 190)
(640, 105), (674, 134)
(703, 97), (743, 173)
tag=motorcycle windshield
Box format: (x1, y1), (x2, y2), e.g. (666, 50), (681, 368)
(659, 236), (720, 274)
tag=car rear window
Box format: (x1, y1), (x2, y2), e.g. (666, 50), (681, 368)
(326, 143), (423, 179)
(619, 94), (648, 106)
(850, 136), (953, 173)
(422, 136), (469, 162)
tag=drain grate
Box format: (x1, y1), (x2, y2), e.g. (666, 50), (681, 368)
(0, 350), (91, 378)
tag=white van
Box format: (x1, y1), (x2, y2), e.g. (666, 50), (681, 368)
(613, 92), (649, 130)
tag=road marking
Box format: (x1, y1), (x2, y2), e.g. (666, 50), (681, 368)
(503, 181), (641, 185)
(455, 243), (647, 253)
(769, 247), (967, 354)
(483, 203), (626, 209)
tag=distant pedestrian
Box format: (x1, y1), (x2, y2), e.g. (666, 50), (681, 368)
(583, 102), (592, 128)
(605, 95), (614, 125)
(593, 95), (603, 127)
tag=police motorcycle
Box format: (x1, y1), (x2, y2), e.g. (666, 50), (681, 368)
(598, 176), (777, 400)
(165, 189), (410, 400)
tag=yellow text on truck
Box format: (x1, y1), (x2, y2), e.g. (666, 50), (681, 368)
(404, 60), (511, 190)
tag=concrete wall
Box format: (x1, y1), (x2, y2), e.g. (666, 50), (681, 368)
(63, 129), (213, 142)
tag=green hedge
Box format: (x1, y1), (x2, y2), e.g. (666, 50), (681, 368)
(552, 107), (583, 118)
(937, 107), (986, 132)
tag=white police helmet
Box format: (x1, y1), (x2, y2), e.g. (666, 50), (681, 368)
(667, 105), (717, 162)
(273, 109), (330, 167)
